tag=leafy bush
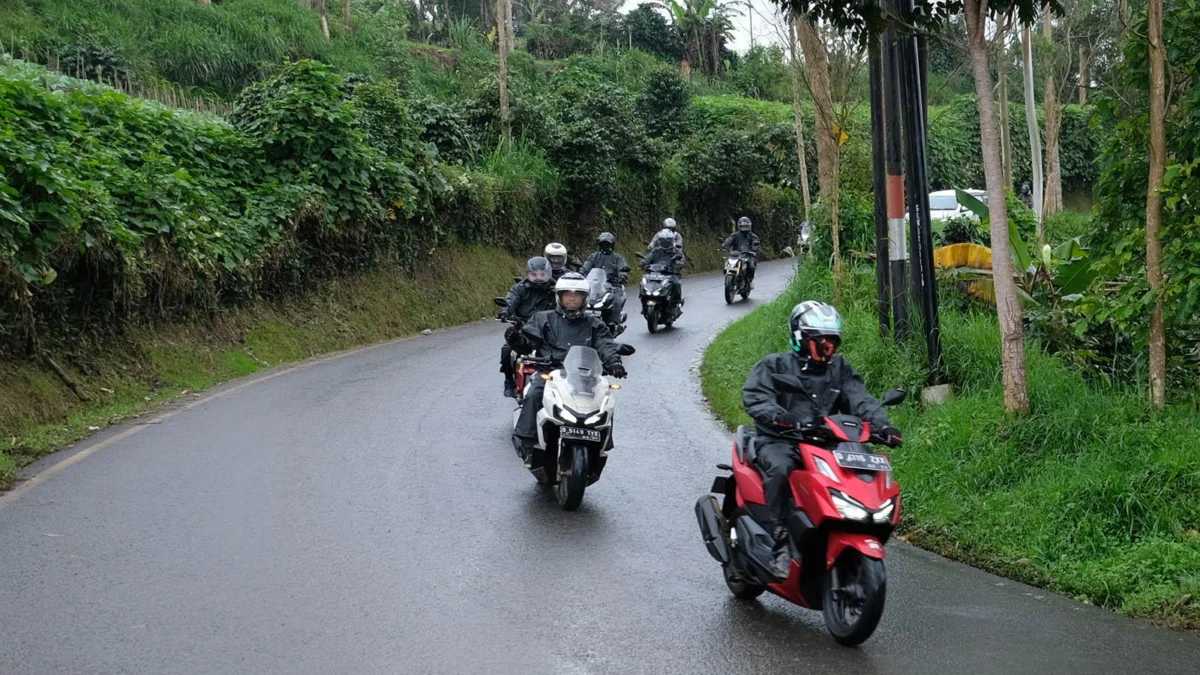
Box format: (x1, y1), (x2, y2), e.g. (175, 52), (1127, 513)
(623, 4), (683, 64)
(933, 214), (988, 246)
(637, 69), (692, 140)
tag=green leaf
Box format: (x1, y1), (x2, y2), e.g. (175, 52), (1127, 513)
(1008, 216), (1033, 276)
(1057, 258), (1098, 296)
(955, 188), (989, 221)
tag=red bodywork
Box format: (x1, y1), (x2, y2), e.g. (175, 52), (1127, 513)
(730, 417), (901, 608)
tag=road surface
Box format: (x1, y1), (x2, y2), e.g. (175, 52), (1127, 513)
(2, 260), (1197, 674)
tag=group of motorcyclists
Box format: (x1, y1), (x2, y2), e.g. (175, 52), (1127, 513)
(495, 215), (901, 579)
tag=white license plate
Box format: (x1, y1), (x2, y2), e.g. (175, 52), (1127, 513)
(561, 426), (601, 442)
(832, 449), (892, 471)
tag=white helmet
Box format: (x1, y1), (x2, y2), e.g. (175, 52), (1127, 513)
(654, 228), (676, 249)
(555, 272), (590, 318)
(663, 217), (677, 231)
(544, 242), (568, 270)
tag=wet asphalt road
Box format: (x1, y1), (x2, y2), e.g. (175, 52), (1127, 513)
(2, 260), (1198, 675)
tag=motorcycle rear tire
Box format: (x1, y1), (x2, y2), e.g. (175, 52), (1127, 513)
(723, 508), (766, 599)
(555, 443), (588, 511)
(822, 553), (886, 647)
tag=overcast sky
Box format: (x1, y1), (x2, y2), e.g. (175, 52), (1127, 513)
(617, 0), (790, 55)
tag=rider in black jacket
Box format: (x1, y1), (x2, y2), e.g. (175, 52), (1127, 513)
(499, 257), (556, 398)
(580, 232), (628, 281)
(641, 229), (685, 310)
(742, 300), (902, 580)
(722, 216), (762, 285)
(509, 273), (627, 463)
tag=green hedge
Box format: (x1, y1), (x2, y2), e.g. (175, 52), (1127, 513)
(701, 264), (1200, 630)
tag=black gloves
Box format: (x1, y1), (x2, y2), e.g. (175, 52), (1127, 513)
(504, 324), (522, 343)
(774, 411), (802, 430)
(609, 363), (628, 379)
(876, 425), (903, 448)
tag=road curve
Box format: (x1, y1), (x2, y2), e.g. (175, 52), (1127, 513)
(1, 260), (1197, 675)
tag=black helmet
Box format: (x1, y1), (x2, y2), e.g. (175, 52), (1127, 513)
(526, 256), (552, 287)
(737, 216), (752, 232)
(789, 300), (843, 364)
(598, 232), (615, 251)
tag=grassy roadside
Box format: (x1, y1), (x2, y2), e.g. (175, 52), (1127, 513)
(700, 263), (1200, 630)
(0, 246), (525, 488)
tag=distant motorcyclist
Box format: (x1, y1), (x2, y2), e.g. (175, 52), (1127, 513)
(580, 232), (628, 281)
(741, 300), (902, 580)
(544, 242), (580, 280)
(499, 256), (556, 398)
(722, 216), (762, 285)
(1018, 182), (1033, 209)
(641, 228), (685, 309)
(649, 217), (683, 253)
(509, 273), (627, 463)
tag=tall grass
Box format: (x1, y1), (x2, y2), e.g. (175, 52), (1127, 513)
(701, 263), (1200, 629)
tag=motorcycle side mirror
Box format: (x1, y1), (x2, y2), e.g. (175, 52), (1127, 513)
(634, 251), (645, 260)
(513, 276), (523, 283)
(771, 374), (807, 394)
(881, 388), (907, 407)
(616, 343), (636, 356)
(620, 266), (631, 273)
(493, 297), (508, 308)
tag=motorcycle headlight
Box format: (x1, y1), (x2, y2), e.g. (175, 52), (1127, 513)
(584, 411), (606, 426)
(873, 499), (896, 523)
(829, 490), (870, 521)
(555, 405), (578, 424)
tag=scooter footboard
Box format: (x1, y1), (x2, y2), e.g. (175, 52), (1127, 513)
(825, 531), (886, 568)
(695, 496), (730, 564)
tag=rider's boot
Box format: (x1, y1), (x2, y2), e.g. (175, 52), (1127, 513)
(503, 376), (517, 399)
(769, 525), (792, 581)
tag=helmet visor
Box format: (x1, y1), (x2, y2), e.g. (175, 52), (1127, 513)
(528, 268), (552, 283)
(548, 254), (566, 269)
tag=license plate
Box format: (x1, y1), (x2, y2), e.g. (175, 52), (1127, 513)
(561, 426), (601, 443)
(832, 449), (892, 471)
(586, 309), (602, 316)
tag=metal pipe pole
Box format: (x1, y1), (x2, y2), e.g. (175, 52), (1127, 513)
(882, 23), (909, 339)
(897, 8), (944, 382)
(869, 34), (891, 338)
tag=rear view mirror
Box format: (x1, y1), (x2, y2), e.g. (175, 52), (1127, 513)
(881, 389), (907, 407)
(771, 374), (806, 394)
(493, 297), (507, 308)
(616, 343), (636, 356)
(620, 266), (631, 273)
(634, 251), (645, 260)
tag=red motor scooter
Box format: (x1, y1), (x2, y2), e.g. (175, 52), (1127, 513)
(696, 379), (906, 646)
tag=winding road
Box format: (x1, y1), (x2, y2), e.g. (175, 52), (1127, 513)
(2, 260), (1197, 674)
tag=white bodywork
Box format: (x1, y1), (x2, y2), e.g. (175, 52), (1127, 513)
(928, 188), (987, 222)
(511, 347), (617, 455)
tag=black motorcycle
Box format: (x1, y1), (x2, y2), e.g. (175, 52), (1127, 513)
(721, 249), (755, 304)
(585, 267), (629, 337)
(639, 262), (682, 334)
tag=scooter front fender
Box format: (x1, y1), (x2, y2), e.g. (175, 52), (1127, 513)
(825, 531), (886, 568)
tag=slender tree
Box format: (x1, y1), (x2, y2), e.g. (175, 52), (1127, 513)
(786, 16), (812, 219)
(1145, 0), (1167, 406)
(796, 16), (841, 279)
(316, 0), (331, 40)
(1021, 24), (1044, 238)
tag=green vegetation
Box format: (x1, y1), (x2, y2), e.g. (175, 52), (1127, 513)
(0, 246), (522, 487)
(701, 263), (1200, 629)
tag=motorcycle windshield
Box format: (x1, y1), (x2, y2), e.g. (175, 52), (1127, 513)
(563, 346), (604, 397)
(586, 268), (608, 303)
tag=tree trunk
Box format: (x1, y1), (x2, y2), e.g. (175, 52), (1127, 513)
(497, 0), (510, 133)
(1146, 0), (1167, 407)
(797, 17), (840, 280)
(1077, 46), (1090, 105)
(1021, 26), (1044, 232)
(966, 0), (1030, 415)
(504, 0), (515, 53)
(999, 67), (1014, 189)
(1043, 79), (1063, 222)
(787, 17), (812, 220)
(315, 0), (331, 40)
(197, 0), (212, 5)
(343, 0), (352, 35)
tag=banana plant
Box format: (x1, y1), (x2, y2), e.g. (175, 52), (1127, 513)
(951, 188), (1097, 305)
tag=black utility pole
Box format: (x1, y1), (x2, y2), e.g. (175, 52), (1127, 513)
(897, 0), (944, 382)
(869, 35), (891, 338)
(882, 21), (909, 339)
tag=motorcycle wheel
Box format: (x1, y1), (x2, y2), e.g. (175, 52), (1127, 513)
(740, 286), (751, 300)
(822, 552), (887, 647)
(723, 275), (735, 304)
(722, 509), (765, 599)
(555, 443), (588, 511)
(646, 315), (658, 334)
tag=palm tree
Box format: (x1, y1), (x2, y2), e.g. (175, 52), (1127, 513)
(657, 0), (736, 76)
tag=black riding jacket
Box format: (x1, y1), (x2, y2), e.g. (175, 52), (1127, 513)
(513, 308), (623, 369)
(722, 231), (761, 255)
(503, 280), (556, 321)
(580, 250), (629, 282)
(742, 352), (890, 440)
(640, 248), (684, 275)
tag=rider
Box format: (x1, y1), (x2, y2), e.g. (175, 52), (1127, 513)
(741, 300), (903, 580)
(640, 228), (685, 312)
(580, 232), (629, 327)
(499, 256), (556, 398)
(509, 273), (628, 464)
(650, 217), (683, 253)
(722, 216), (762, 286)
(544, 242), (578, 280)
